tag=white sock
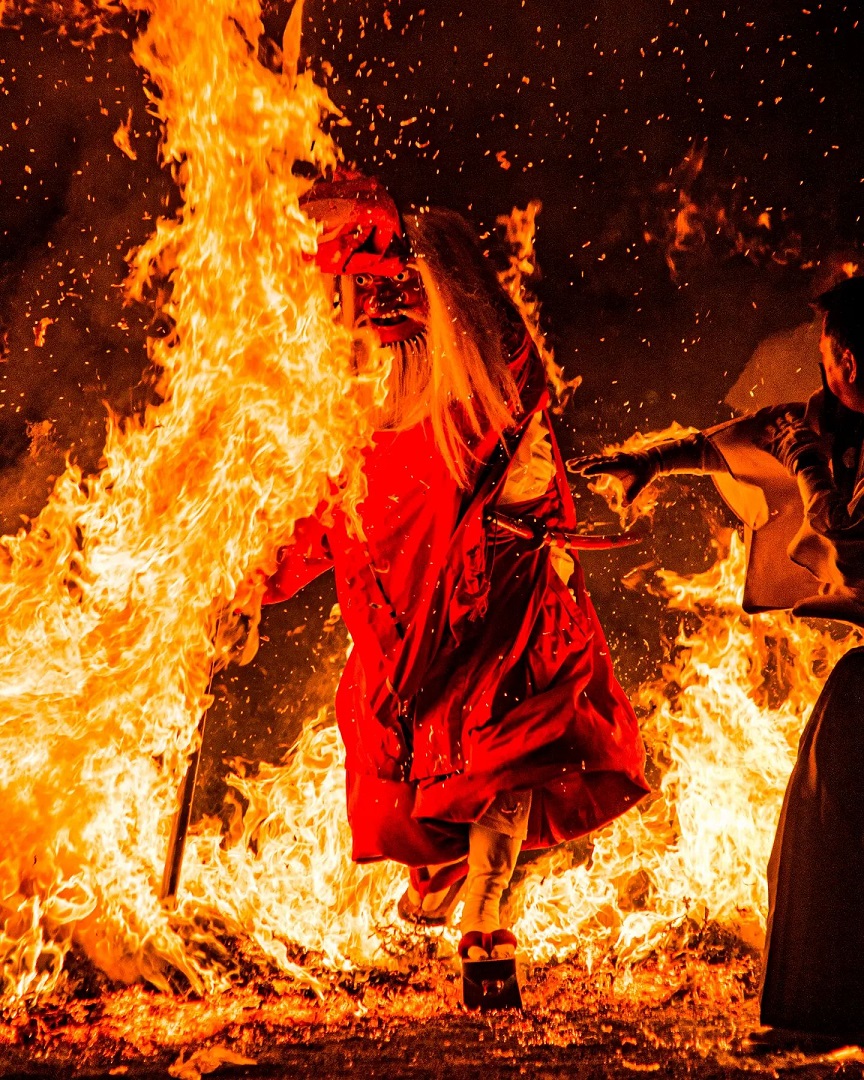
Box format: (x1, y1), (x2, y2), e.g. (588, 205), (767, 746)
(460, 824), (521, 954)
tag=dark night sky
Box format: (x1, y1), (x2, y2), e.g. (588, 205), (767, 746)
(0, 0), (862, 800)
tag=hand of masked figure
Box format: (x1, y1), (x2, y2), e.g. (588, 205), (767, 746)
(568, 451), (656, 506)
(225, 570), (269, 666)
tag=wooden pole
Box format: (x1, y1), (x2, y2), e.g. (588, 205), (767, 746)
(160, 622), (223, 905)
(159, 708), (208, 904)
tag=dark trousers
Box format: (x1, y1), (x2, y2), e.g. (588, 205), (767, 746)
(761, 647), (864, 1036)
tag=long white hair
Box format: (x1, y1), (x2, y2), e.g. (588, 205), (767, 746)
(369, 208), (521, 488)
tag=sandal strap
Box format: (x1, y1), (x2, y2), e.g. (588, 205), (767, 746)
(458, 931), (493, 959)
(458, 929), (518, 958)
(490, 928), (518, 950)
(398, 877), (464, 926)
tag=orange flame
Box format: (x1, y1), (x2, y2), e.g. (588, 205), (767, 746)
(0, 0), (387, 999)
(33, 317), (54, 347)
(496, 201), (582, 411)
(0, 0), (857, 1011)
(174, 531), (857, 988)
(583, 422), (701, 528)
(648, 141), (805, 279)
(112, 108), (137, 161)
(509, 532), (858, 974)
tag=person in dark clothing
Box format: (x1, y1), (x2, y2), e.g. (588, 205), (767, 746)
(572, 275), (864, 1046)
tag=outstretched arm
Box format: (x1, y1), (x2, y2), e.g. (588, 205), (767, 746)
(568, 431), (725, 506)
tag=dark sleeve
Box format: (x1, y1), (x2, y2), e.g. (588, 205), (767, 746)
(643, 431), (725, 476)
(796, 460), (864, 538)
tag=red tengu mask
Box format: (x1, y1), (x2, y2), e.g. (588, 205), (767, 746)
(300, 169), (411, 276)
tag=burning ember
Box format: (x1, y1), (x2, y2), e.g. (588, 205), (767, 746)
(1, 0), (862, 1074)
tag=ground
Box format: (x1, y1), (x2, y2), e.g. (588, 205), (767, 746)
(3, 949), (864, 1079)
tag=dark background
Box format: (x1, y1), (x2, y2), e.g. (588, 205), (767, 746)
(0, 0), (862, 814)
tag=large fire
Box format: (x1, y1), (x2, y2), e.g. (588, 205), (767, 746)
(513, 528), (854, 968)
(0, 0), (388, 1000)
(0, 0), (859, 1030)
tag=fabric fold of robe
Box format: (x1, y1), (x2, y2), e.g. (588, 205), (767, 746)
(705, 397), (864, 626)
(265, 334), (648, 868)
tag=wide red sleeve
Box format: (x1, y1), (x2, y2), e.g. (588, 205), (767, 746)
(262, 515), (334, 604)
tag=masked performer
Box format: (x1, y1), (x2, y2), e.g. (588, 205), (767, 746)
(264, 173), (648, 963)
(574, 275), (864, 1043)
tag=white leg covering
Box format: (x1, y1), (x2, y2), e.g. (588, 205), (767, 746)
(460, 791), (531, 958)
(460, 824), (522, 940)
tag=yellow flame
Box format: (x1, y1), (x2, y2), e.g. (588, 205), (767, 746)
(496, 201), (582, 411)
(583, 422), (700, 528)
(0, 0), (857, 1010)
(33, 317), (54, 347)
(112, 109), (137, 160)
(509, 532), (858, 972)
(183, 713), (406, 975)
(164, 531), (857, 988)
(0, 0), (387, 1000)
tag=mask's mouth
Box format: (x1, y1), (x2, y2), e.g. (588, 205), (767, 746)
(357, 309), (426, 344)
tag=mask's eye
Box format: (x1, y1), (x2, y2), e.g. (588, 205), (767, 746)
(354, 274), (371, 288)
(393, 270), (410, 283)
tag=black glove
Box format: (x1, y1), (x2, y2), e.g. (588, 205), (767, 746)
(568, 450), (659, 505)
(569, 432), (714, 506)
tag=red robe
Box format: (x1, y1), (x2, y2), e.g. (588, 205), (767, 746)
(265, 338), (648, 867)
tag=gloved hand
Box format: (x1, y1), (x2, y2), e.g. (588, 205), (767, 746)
(568, 451), (658, 506)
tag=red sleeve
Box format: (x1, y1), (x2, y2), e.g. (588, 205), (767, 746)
(507, 329), (550, 419)
(262, 515), (334, 604)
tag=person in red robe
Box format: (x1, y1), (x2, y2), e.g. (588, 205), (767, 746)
(264, 173), (648, 961)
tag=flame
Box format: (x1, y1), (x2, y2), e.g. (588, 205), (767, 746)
(113, 109), (137, 161)
(496, 201), (582, 411)
(509, 531), (858, 974)
(582, 422), (701, 529)
(169, 528), (856, 990)
(664, 141), (708, 277)
(33, 317), (54, 347)
(646, 141), (806, 279)
(0, 0), (387, 1000)
(182, 713), (406, 975)
(0, 0), (858, 1014)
